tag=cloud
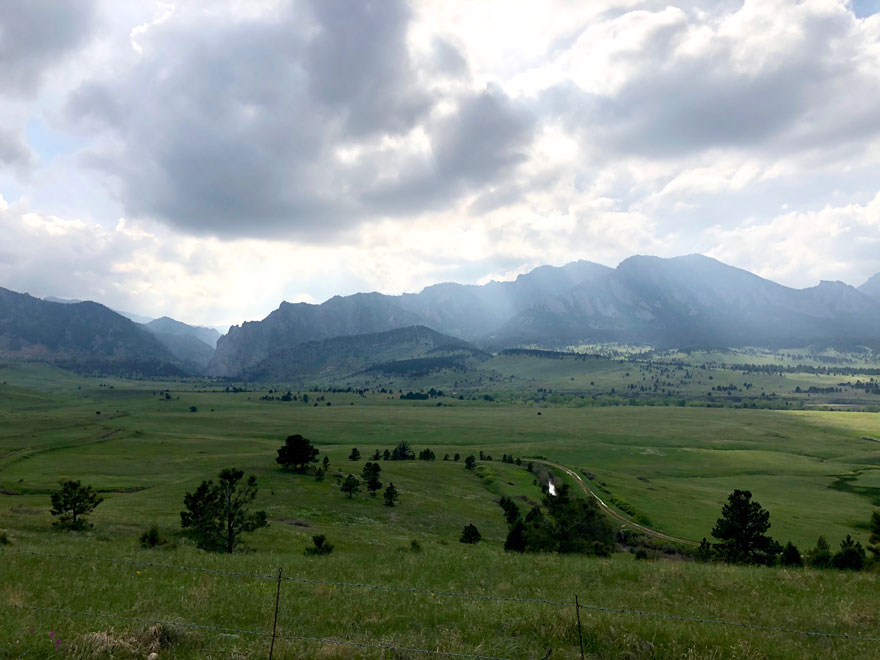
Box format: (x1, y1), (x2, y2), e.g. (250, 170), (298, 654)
(62, 0), (535, 240)
(704, 191), (880, 287)
(0, 0), (97, 95)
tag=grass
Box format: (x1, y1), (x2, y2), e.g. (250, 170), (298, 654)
(1, 362), (880, 658)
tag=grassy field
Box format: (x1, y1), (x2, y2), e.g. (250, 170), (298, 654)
(1, 362), (880, 658)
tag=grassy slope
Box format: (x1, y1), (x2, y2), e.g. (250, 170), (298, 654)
(1, 363), (880, 658)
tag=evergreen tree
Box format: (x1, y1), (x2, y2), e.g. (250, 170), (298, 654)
(180, 468), (268, 553)
(453, 453), (461, 462)
(314, 467), (325, 481)
(869, 510), (880, 561)
(808, 536), (833, 568)
(464, 455), (476, 470)
(504, 519), (528, 552)
(371, 449), (381, 460)
(304, 534), (334, 556)
(460, 524), (481, 544)
(50, 480), (103, 531)
(391, 441), (415, 460)
(696, 537), (714, 562)
(711, 490), (779, 565)
(275, 434), (319, 472)
(322, 455), (330, 470)
(341, 475), (361, 498)
(383, 449), (391, 461)
(832, 535), (866, 570)
(348, 448), (361, 461)
(498, 495), (521, 525)
(780, 541), (803, 567)
(383, 482), (399, 506)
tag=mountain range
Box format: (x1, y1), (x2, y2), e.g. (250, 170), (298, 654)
(2, 255), (879, 379)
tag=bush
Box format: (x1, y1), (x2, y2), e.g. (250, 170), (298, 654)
(832, 535), (866, 570)
(780, 541), (803, 567)
(409, 539), (422, 553)
(139, 524), (166, 549)
(0, 530), (9, 545)
(460, 524), (481, 544)
(304, 534), (334, 556)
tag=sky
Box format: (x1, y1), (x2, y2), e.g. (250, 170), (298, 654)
(1, 0), (880, 328)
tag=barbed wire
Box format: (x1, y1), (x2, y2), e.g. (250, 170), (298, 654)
(5, 547), (880, 644)
(4, 603), (513, 660)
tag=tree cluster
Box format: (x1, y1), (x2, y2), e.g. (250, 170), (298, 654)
(503, 484), (614, 556)
(702, 490), (879, 571)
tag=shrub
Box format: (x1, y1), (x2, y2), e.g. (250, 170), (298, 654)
(460, 524), (481, 544)
(139, 524), (166, 549)
(832, 535), (866, 571)
(0, 530), (9, 545)
(409, 539), (422, 553)
(780, 541), (803, 567)
(304, 534), (334, 556)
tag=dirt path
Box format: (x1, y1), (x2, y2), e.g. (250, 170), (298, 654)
(534, 459), (699, 546)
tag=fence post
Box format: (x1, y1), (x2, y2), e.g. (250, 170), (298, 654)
(268, 567), (283, 660)
(575, 594), (584, 660)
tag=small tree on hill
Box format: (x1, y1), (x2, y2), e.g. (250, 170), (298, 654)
(711, 490), (779, 565)
(348, 448), (361, 461)
(322, 455), (330, 470)
(832, 535), (866, 570)
(464, 455), (476, 470)
(305, 534), (334, 556)
(362, 462), (382, 496)
(341, 475), (361, 498)
(180, 468), (268, 553)
(460, 524), (481, 544)
(780, 541), (803, 567)
(50, 480), (103, 531)
(498, 496), (521, 525)
(808, 536), (833, 568)
(869, 510), (880, 561)
(276, 434), (319, 472)
(383, 482), (399, 506)
(391, 441), (415, 461)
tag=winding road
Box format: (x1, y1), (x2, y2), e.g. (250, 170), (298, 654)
(534, 459), (699, 546)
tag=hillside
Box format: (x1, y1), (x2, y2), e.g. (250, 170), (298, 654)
(144, 316), (221, 348)
(488, 255), (880, 349)
(210, 256), (880, 379)
(241, 325), (488, 382)
(0, 288), (186, 376)
(208, 260), (614, 377)
(860, 272), (880, 303)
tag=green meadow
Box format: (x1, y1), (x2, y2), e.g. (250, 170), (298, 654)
(1, 362), (880, 658)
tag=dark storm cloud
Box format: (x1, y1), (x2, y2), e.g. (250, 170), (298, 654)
(365, 88), (535, 213)
(0, 0), (97, 95)
(64, 0), (533, 240)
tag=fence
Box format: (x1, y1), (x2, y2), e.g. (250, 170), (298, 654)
(4, 547), (880, 659)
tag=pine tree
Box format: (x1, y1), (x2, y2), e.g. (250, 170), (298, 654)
(711, 490), (779, 564)
(348, 448), (361, 461)
(868, 510), (880, 561)
(180, 468), (268, 553)
(341, 475), (361, 498)
(50, 480), (103, 531)
(780, 541), (803, 567)
(383, 482), (399, 506)
(460, 524), (481, 544)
